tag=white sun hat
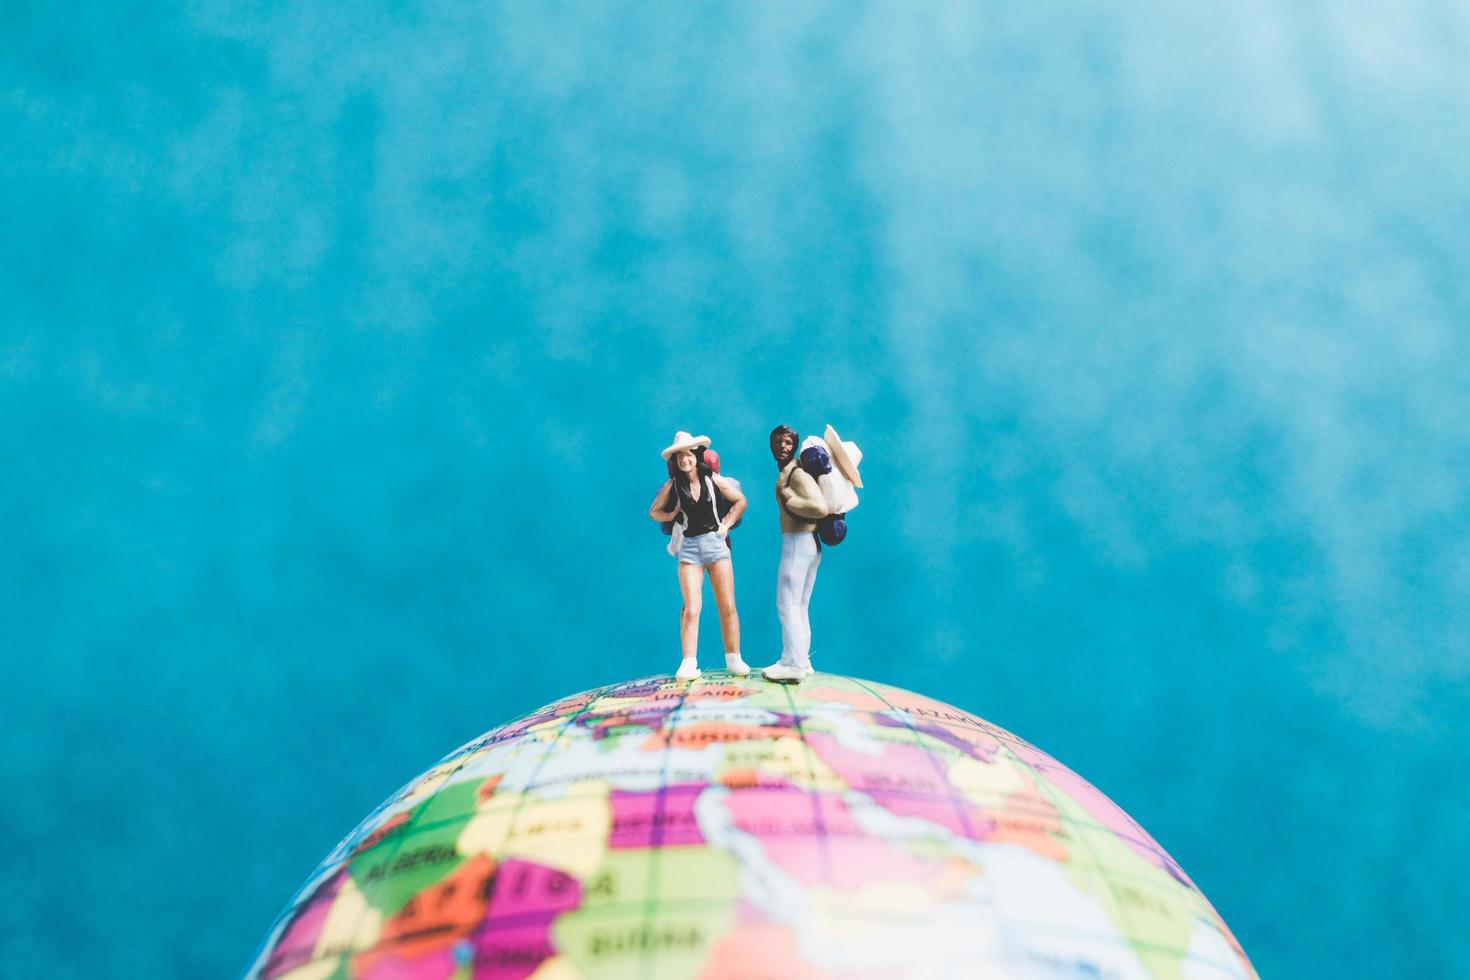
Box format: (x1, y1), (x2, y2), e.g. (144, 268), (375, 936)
(823, 424), (864, 488)
(660, 430), (712, 459)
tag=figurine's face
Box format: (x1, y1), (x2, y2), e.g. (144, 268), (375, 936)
(673, 449), (697, 473)
(771, 432), (795, 465)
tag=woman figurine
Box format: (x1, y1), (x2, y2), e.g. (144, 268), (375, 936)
(649, 431), (750, 681)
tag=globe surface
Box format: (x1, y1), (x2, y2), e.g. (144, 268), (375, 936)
(249, 674), (1256, 979)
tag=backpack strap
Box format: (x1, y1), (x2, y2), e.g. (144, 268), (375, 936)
(779, 468), (799, 521)
(674, 475), (721, 532)
(781, 469), (820, 551)
(665, 481), (687, 530)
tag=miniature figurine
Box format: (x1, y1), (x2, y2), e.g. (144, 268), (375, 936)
(649, 431), (750, 682)
(761, 425), (828, 683)
(762, 424), (864, 684)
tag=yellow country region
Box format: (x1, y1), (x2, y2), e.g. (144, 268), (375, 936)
(274, 959), (340, 980)
(457, 780), (610, 879)
(526, 957), (582, 980)
(810, 879), (943, 922)
(529, 720), (570, 742)
(399, 759), (459, 808)
(1046, 786), (1195, 980)
(949, 749), (1069, 862)
(309, 875), (382, 962)
(722, 736), (846, 792)
(586, 693), (675, 716)
(527, 955), (585, 980)
(947, 751), (1027, 804)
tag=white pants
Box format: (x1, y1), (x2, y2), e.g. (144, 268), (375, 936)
(776, 531), (822, 669)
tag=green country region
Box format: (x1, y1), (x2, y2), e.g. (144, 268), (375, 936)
(347, 777), (485, 917)
(1035, 760), (1195, 980)
(553, 845), (740, 980)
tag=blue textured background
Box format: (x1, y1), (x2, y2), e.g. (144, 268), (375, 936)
(5, 3), (1468, 976)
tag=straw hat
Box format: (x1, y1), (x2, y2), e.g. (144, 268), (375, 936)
(823, 424), (863, 488)
(660, 430), (711, 459)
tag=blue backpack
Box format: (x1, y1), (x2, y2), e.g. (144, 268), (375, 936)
(795, 446), (847, 547)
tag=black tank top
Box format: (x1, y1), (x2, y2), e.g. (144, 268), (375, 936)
(673, 476), (721, 536)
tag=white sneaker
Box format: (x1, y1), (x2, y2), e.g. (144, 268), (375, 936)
(762, 662), (806, 684)
(675, 658), (701, 682)
(724, 653), (751, 677)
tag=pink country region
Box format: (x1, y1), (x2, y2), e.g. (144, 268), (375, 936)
(804, 734), (994, 840)
(261, 870), (346, 978)
(725, 785), (944, 890)
(1009, 742), (1195, 887)
(609, 784), (705, 848)
(471, 858), (583, 979)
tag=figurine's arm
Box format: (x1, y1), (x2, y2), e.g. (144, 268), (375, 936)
(649, 480), (679, 522)
(713, 476), (746, 530)
(781, 469), (829, 519)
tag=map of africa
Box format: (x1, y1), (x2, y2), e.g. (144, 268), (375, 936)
(248, 673), (1256, 979)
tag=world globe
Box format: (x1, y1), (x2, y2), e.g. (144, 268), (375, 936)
(248, 673), (1256, 979)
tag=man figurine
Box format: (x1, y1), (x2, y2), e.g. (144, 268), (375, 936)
(762, 425), (828, 683)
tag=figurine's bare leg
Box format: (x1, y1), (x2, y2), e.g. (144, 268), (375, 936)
(707, 558), (741, 655)
(678, 560), (704, 660)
